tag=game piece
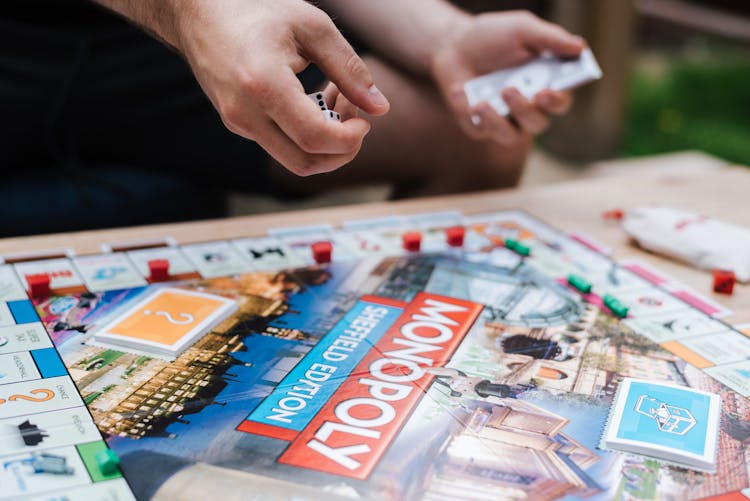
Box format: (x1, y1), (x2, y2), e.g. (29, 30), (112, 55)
(445, 226), (465, 247)
(25, 273), (51, 298)
(308, 93), (340, 121)
(311, 241), (333, 264)
(602, 209), (625, 221)
(567, 274), (592, 294)
(95, 449), (121, 476)
(603, 293), (629, 318)
(504, 238), (531, 257)
(464, 48), (602, 116)
(323, 110), (341, 122)
(308, 92), (327, 110)
(402, 231), (422, 252)
(148, 259), (170, 282)
(712, 269), (736, 295)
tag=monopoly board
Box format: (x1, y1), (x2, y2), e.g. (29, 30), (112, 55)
(1, 210), (749, 501)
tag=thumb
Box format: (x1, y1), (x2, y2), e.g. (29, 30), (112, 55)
(517, 14), (585, 57)
(295, 16), (390, 116)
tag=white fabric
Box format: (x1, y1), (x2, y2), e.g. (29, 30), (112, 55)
(622, 207), (750, 282)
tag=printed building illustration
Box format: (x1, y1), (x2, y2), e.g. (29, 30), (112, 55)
(423, 399), (600, 500)
(72, 275), (300, 440)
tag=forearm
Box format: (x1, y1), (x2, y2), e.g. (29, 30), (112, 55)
(321, 0), (470, 76)
(92, 0), (186, 49)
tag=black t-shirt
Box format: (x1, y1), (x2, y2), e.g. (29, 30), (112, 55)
(3, 0), (124, 31)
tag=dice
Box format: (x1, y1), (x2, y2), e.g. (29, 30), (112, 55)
(712, 269), (736, 295)
(308, 92), (341, 122)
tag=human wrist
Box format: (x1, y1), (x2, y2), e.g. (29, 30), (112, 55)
(92, 0), (189, 51)
(427, 8), (472, 79)
(157, 0), (198, 53)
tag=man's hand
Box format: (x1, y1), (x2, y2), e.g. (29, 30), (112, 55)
(97, 0), (390, 176)
(431, 10), (585, 145)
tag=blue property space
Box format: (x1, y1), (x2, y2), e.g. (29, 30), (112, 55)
(31, 348), (69, 378)
(8, 299), (39, 324)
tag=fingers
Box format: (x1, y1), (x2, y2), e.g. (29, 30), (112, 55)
(252, 65), (371, 156)
(464, 86), (565, 143)
(294, 10), (390, 116)
(446, 83), (487, 140)
(254, 116), (364, 177)
(513, 11), (585, 57)
(534, 89), (572, 116)
(472, 102), (522, 146)
(223, 68), (369, 174)
(502, 87), (550, 135)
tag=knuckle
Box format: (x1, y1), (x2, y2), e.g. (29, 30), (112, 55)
(344, 53), (370, 83)
(305, 8), (336, 38)
(237, 67), (272, 104)
(219, 101), (254, 138)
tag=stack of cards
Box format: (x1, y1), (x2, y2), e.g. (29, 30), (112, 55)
(600, 378), (720, 473)
(464, 48), (602, 117)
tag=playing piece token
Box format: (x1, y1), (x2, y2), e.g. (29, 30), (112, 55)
(504, 238), (531, 257)
(25, 273), (51, 298)
(95, 448), (121, 476)
(602, 209), (625, 221)
(311, 241), (333, 264)
(402, 231), (422, 252)
(603, 293), (629, 318)
(445, 226), (465, 247)
(148, 259), (170, 282)
(712, 269), (736, 295)
(567, 274), (592, 294)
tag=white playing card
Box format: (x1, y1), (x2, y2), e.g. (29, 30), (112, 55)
(464, 48), (602, 116)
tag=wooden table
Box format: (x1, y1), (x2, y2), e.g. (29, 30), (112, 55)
(2, 165), (748, 325)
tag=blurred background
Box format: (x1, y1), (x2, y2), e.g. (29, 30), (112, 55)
(232, 0), (750, 214)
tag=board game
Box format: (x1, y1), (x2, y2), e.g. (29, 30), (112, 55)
(1, 210), (749, 501)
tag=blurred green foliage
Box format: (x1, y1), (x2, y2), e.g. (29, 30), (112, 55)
(625, 53), (750, 165)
